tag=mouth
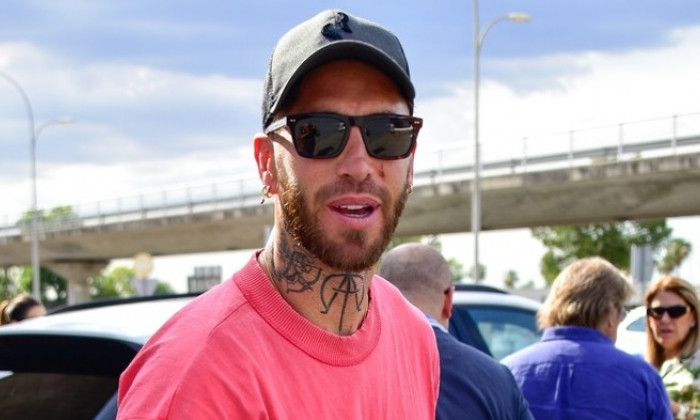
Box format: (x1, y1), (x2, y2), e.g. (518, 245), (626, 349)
(332, 204), (376, 218)
(658, 328), (674, 336)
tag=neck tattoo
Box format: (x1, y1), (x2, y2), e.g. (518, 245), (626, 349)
(262, 238), (369, 334)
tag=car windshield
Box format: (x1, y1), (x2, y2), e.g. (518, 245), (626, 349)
(470, 307), (541, 360)
(626, 314), (647, 332)
(451, 304), (541, 360)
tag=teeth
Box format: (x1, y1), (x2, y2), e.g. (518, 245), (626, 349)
(340, 205), (366, 210)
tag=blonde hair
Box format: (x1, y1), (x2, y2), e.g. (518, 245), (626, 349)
(538, 257), (634, 330)
(0, 299), (9, 325)
(644, 275), (700, 369)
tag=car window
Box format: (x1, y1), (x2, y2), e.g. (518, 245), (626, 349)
(0, 372), (117, 420)
(0, 334), (139, 420)
(460, 306), (541, 361)
(627, 314), (647, 332)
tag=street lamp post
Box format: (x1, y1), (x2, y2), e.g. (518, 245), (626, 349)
(0, 70), (73, 301)
(30, 117), (74, 300)
(472, 2), (530, 281)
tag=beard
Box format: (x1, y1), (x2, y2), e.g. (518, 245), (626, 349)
(277, 170), (409, 272)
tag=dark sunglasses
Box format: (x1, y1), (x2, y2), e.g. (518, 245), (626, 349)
(265, 113), (422, 160)
(646, 305), (691, 319)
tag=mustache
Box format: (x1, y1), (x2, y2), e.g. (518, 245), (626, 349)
(315, 178), (388, 202)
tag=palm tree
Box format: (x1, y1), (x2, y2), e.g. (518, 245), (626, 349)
(658, 238), (692, 275)
(503, 270), (519, 289)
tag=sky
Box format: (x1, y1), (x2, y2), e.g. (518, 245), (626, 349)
(1, 1), (699, 292)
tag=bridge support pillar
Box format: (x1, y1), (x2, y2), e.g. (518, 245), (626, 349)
(44, 260), (110, 305)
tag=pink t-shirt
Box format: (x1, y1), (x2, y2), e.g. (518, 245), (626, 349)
(118, 252), (439, 419)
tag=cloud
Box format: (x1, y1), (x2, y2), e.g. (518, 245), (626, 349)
(0, 40), (262, 165)
(415, 25), (700, 166)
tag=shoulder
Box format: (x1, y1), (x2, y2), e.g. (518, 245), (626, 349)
(607, 345), (659, 376)
(118, 277), (252, 401)
(432, 328), (530, 418)
(682, 347), (700, 368)
(434, 327), (512, 378)
(501, 340), (544, 369)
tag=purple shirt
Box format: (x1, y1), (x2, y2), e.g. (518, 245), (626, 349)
(502, 326), (672, 420)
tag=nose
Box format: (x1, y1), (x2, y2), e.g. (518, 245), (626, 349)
(336, 126), (374, 181)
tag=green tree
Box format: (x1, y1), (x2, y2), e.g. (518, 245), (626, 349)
(658, 238), (692, 275)
(154, 281), (176, 295)
(16, 205), (80, 229)
(503, 270), (519, 289)
(89, 266), (136, 299)
(90, 266), (176, 298)
(532, 219), (674, 285)
(0, 267), (15, 301)
(18, 266), (68, 308)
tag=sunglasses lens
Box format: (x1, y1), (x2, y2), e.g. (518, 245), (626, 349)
(668, 306), (688, 318)
(648, 305), (689, 319)
(288, 114), (419, 159)
(292, 116), (347, 158)
(363, 116), (416, 159)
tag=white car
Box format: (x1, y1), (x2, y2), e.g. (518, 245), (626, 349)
(0, 286), (542, 419)
(616, 305), (648, 357)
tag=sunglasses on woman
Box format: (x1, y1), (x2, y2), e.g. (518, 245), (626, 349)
(265, 112), (422, 160)
(646, 305), (690, 319)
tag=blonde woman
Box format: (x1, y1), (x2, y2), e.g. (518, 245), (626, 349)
(646, 276), (700, 420)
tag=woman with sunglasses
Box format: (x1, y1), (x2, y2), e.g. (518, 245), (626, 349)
(645, 275), (700, 420)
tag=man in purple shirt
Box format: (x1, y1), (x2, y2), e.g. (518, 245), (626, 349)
(502, 257), (672, 420)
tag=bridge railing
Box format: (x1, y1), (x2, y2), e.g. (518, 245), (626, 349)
(419, 112), (700, 181)
(2, 112), (699, 237)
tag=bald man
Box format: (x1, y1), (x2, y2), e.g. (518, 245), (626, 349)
(379, 243), (533, 420)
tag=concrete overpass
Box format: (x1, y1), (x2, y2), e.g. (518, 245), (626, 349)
(2, 127), (700, 302)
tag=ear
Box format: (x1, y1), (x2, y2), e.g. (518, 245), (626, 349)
(253, 133), (277, 194)
(441, 285), (454, 320)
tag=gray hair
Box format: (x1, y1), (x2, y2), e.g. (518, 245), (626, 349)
(538, 257), (634, 330)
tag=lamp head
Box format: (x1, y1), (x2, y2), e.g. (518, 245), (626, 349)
(507, 13), (532, 23)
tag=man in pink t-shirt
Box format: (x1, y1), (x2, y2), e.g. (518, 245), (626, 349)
(118, 9), (439, 419)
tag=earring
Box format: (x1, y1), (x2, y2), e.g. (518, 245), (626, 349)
(260, 185), (272, 204)
(406, 183), (413, 194)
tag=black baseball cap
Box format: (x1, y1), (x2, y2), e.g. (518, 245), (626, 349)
(261, 9), (415, 129)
